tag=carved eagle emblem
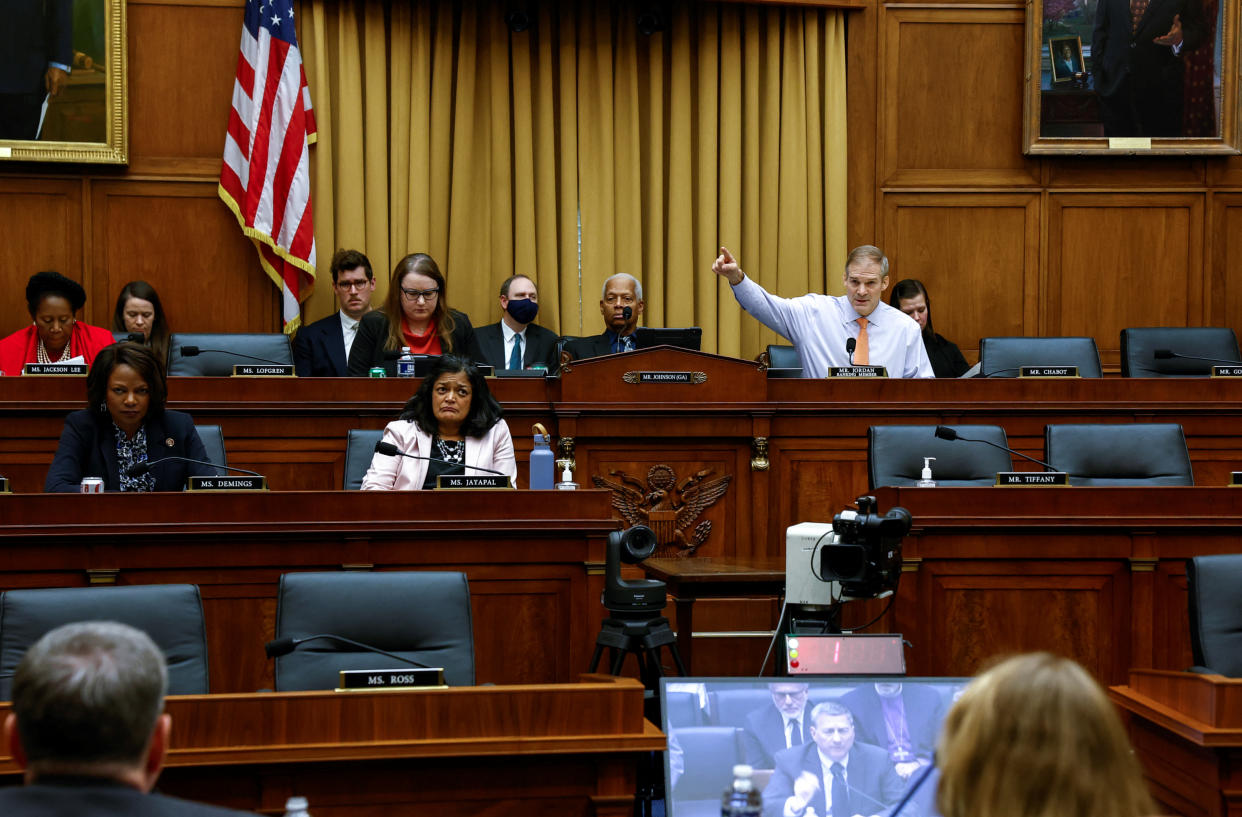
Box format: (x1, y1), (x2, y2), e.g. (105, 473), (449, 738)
(591, 465), (732, 557)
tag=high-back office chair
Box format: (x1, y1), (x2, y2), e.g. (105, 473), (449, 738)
(195, 424), (228, 475)
(978, 337), (1102, 378)
(1044, 423), (1193, 486)
(763, 344), (803, 377)
(670, 726), (744, 802)
(1121, 327), (1241, 377)
(1187, 554), (1242, 676)
(167, 333), (294, 376)
(343, 429), (384, 490)
(273, 571), (476, 690)
(0, 584), (210, 699)
(868, 425), (1013, 487)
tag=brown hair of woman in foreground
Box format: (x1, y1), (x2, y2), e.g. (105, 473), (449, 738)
(936, 652), (1157, 817)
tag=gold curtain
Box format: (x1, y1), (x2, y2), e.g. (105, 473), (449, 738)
(299, 0), (846, 358)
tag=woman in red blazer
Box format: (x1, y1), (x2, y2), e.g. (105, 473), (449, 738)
(0, 271), (116, 376)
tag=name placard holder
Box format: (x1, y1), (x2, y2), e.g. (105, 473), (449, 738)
(1230, 472), (1242, 486)
(187, 476), (269, 491)
(0, 477), (10, 493)
(1212, 366), (1242, 378)
(826, 366), (888, 378)
(1019, 366), (1079, 378)
(621, 371), (708, 385)
(336, 667), (446, 691)
(23, 363), (88, 376)
(436, 475), (513, 489)
(995, 472), (1070, 486)
(232, 364), (295, 377)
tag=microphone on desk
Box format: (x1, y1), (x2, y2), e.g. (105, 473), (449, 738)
(846, 337), (856, 366)
(933, 425), (1059, 471)
(123, 333), (145, 344)
(373, 440), (506, 476)
(1154, 349), (1242, 366)
(126, 456), (262, 478)
(888, 761), (937, 817)
(265, 633), (437, 670)
(622, 306), (632, 322)
(180, 346), (289, 367)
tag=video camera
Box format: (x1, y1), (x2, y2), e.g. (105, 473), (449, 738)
(821, 496), (912, 599)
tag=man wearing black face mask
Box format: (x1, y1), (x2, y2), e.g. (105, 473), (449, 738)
(470, 275), (559, 371)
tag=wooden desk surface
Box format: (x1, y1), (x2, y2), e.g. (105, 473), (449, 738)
(642, 556), (785, 584)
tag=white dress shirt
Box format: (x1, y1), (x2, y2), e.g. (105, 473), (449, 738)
(339, 311), (362, 361)
(731, 275), (933, 379)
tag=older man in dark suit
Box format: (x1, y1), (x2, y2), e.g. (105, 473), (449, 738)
(471, 274), (558, 371)
(293, 249), (375, 377)
(0, 0), (73, 139)
(762, 701), (905, 817)
(562, 273), (647, 360)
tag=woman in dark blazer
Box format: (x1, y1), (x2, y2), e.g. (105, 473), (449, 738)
(45, 342), (214, 492)
(890, 279), (970, 378)
(347, 253), (476, 376)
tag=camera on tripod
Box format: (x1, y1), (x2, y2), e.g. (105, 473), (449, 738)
(786, 495), (912, 606)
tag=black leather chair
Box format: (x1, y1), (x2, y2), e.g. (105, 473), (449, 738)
(273, 571), (475, 690)
(1121, 327), (1241, 377)
(766, 344), (803, 378)
(1044, 423), (1194, 486)
(195, 424), (228, 476)
(0, 584), (209, 699)
(167, 333), (294, 376)
(978, 337), (1102, 378)
(343, 429), (384, 490)
(664, 689), (706, 728)
(869, 425), (1013, 488)
(670, 726), (744, 806)
(1187, 554), (1242, 676)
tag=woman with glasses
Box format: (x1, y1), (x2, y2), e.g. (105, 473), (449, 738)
(347, 253), (477, 376)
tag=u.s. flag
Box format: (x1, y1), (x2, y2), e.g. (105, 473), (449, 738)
(219, 0), (317, 332)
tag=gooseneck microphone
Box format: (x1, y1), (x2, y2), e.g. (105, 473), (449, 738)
(846, 337), (856, 365)
(123, 333), (145, 344)
(265, 633), (435, 669)
(622, 305), (632, 321)
(180, 346), (289, 366)
(373, 440), (506, 476)
(888, 762), (937, 817)
(933, 425), (1058, 471)
(126, 456), (261, 478)
(1154, 349), (1242, 366)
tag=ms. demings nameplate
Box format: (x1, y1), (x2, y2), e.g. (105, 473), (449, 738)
(23, 363), (88, 376)
(187, 476), (268, 491)
(232, 364), (295, 377)
(995, 472), (1070, 486)
(622, 371), (708, 384)
(436, 475), (512, 489)
(1019, 366), (1078, 377)
(337, 667), (446, 690)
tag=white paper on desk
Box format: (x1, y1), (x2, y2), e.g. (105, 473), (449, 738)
(64, 355), (86, 365)
(37, 96), (49, 139)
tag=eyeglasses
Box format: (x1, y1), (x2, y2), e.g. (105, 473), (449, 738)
(401, 287), (440, 302)
(336, 280), (371, 292)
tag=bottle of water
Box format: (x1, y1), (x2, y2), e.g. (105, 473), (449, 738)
(283, 796), (310, 817)
(722, 764), (761, 816)
(397, 346), (416, 377)
(529, 428), (555, 489)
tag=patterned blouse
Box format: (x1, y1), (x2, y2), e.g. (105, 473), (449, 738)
(115, 422), (156, 492)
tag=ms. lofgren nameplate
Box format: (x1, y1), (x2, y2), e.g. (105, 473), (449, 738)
(622, 371), (707, 384)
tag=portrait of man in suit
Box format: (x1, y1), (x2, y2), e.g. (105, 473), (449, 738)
(293, 248), (375, 377)
(762, 701), (905, 817)
(742, 682), (812, 769)
(0, 0), (74, 140)
(1050, 38), (1084, 82)
(471, 274), (558, 371)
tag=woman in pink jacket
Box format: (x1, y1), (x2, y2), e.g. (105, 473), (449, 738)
(361, 354), (517, 490)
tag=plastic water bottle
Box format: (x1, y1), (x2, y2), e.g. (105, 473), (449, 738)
(530, 428), (554, 489)
(397, 346), (416, 377)
(283, 796), (310, 817)
(722, 764), (761, 816)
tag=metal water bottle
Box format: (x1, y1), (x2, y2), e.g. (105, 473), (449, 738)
(529, 423), (554, 489)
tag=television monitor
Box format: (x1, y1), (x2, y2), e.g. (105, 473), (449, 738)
(660, 676), (968, 817)
(637, 326), (703, 352)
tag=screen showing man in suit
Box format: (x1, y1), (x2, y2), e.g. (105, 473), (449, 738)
(742, 682), (813, 770)
(471, 274), (559, 371)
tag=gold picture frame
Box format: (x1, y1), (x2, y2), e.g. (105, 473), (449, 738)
(1024, 0), (1241, 154)
(0, 0), (128, 164)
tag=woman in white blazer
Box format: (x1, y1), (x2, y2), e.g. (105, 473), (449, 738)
(361, 354), (517, 490)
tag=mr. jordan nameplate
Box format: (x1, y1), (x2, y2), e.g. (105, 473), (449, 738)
(23, 363), (88, 376)
(435, 475), (512, 489)
(187, 476), (269, 491)
(337, 667), (446, 690)
(621, 371), (708, 384)
(995, 472), (1070, 486)
(826, 366), (888, 378)
(232, 364), (295, 377)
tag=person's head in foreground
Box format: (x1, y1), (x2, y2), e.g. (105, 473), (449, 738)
(936, 652), (1157, 817)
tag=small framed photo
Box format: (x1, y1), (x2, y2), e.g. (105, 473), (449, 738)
(1048, 36), (1085, 83)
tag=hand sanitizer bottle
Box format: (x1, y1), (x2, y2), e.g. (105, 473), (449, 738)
(917, 456), (936, 487)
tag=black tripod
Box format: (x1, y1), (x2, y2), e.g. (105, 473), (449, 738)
(588, 611), (687, 686)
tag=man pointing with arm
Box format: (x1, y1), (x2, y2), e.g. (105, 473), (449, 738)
(713, 245), (933, 378)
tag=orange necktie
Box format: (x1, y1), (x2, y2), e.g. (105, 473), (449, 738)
(855, 317), (870, 365)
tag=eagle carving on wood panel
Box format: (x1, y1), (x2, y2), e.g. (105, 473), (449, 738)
(591, 465), (732, 557)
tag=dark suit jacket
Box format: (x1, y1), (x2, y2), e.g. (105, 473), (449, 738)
(292, 311), (349, 377)
(1092, 0), (1204, 99)
(471, 321), (559, 370)
(742, 704), (810, 770)
(45, 409), (213, 492)
(0, 0), (73, 94)
(840, 684), (945, 763)
(762, 740), (905, 817)
(924, 333), (970, 379)
(561, 328), (654, 361)
(346, 309), (478, 376)
(0, 775), (257, 816)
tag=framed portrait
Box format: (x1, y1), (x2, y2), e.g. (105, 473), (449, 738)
(1024, 0), (1241, 154)
(0, 0), (128, 164)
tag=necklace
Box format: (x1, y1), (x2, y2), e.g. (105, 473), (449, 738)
(36, 339), (71, 364)
(435, 438), (464, 462)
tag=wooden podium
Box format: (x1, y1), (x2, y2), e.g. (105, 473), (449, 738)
(0, 676), (665, 816)
(1109, 670), (1242, 817)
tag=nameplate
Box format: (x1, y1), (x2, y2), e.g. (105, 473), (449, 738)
(995, 472), (1070, 486)
(1212, 366), (1242, 377)
(1231, 472), (1242, 486)
(435, 474), (512, 489)
(826, 366), (888, 378)
(23, 363), (88, 376)
(336, 667), (446, 690)
(187, 475), (268, 491)
(0, 477), (9, 493)
(622, 371), (707, 385)
(1019, 366), (1079, 378)
(1108, 136), (1151, 151)
(232, 364), (295, 377)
